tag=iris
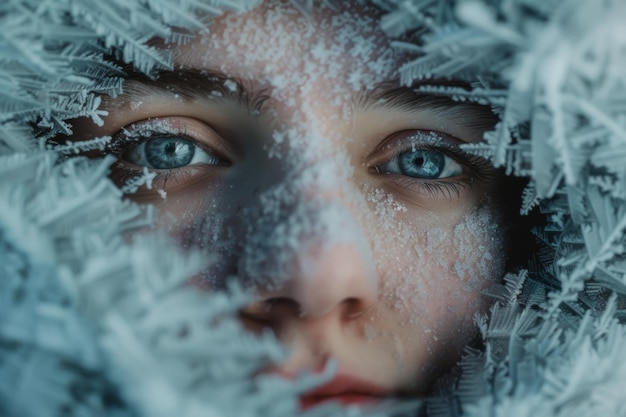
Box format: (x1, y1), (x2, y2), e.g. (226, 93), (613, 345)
(143, 137), (195, 169)
(398, 150), (446, 179)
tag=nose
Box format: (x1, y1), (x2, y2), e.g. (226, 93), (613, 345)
(290, 240), (377, 318)
(235, 145), (379, 321)
(243, 238), (378, 322)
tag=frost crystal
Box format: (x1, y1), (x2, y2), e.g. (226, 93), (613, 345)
(3, 0), (626, 416)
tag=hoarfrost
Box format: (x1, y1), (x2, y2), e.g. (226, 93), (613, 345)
(121, 167), (157, 194)
(5, 0), (626, 416)
(366, 186), (409, 231)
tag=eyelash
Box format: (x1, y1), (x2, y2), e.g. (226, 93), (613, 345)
(106, 123), (225, 190)
(371, 138), (495, 199)
(107, 124), (194, 153)
(108, 161), (188, 191)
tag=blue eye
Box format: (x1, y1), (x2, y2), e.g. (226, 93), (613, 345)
(125, 136), (222, 169)
(380, 149), (463, 179)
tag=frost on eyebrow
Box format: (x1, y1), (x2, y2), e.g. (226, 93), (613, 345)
(103, 68), (270, 115)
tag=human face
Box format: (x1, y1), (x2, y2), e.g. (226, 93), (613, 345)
(73, 0), (505, 409)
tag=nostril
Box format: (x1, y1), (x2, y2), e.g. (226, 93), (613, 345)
(342, 297), (370, 320)
(264, 297), (302, 317)
(238, 307), (273, 331)
(239, 297), (301, 323)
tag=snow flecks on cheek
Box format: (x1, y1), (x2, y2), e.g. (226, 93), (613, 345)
(365, 186), (409, 232)
(375, 203), (504, 308)
(453, 206), (505, 293)
(363, 323), (379, 342)
(366, 188), (505, 367)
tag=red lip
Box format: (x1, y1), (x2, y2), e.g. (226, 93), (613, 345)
(299, 373), (390, 410)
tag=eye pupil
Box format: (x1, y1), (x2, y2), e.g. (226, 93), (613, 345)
(413, 156), (425, 166)
(399, 150), (445, 179)
(164, 142), (177, 155)
(145, 137), (195, 169)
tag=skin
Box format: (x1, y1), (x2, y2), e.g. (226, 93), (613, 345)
(73, 0), (506, 402)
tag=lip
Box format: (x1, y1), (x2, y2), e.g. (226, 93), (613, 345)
(298, 373), (390, 410)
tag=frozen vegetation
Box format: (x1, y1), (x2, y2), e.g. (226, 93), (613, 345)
(2, 0), (626, 416)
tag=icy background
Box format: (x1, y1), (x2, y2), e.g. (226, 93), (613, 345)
(2, 0), (626, 416)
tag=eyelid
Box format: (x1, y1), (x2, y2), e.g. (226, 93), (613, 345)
(367, 129), (496, 183)
(108, 116), (236, 163)
(366, 130), (460, 168)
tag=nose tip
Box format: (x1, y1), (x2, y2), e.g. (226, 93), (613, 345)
(251, 240), (378, 321)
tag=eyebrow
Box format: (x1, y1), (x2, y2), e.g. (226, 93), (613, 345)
(110, 68), (271, 112)
(112, 68), (497, 130)
(357, 80), (498, 132)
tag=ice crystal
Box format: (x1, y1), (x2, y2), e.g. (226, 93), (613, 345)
(4, 0), (626, 416)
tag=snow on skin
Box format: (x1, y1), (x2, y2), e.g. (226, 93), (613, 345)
(111, 1), (509, 394)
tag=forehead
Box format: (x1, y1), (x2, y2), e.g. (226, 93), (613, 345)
(173, 1), (400, 94)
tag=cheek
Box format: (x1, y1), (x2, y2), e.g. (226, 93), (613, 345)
(367, 194), (506, 339)
(139, 175), (242, 261)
